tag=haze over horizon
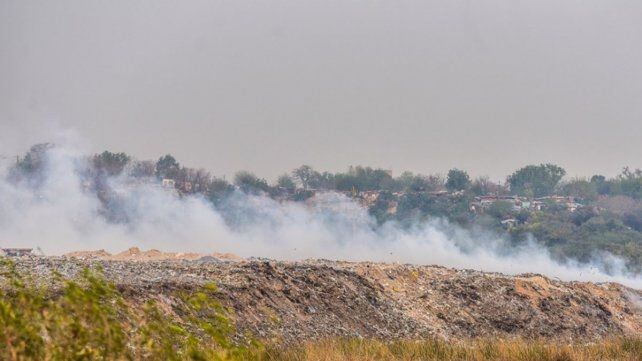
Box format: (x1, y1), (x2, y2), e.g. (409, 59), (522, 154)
(2, 1), (642, 181)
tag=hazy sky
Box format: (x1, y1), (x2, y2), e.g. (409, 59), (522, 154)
(2, 1), (641, 181)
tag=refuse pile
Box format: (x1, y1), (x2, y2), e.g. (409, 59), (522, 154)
(64, 247), (241, 262)
(5, 254), (641, 343)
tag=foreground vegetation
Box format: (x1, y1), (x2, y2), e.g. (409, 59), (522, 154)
(1, 260), (640, 360)
(0, 260), (262, 360)
(264, 338), (642, 361)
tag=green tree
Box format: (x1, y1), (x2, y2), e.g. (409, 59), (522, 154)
(155, 154), (180, 180)
(615, 167), (642, 199)
(234, 171), (270, 194)
(14, 143), (54, 175)
(292, 165), (315, 189)
(486, 201), (515, 220)
(445, 168), (471, 191)
(507, 163), (566, 197)
(470, 176), (505, 196)
(395, 171), (426, 192)
(92, 151), (131, 176)
(559, 177), (597, 201)
(590, 174), (612, 195)
(208, 177), (234, 206)
(276, 174), (296, 191)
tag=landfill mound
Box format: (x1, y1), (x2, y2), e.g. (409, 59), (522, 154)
(8, 256), (642, 343)
(64, 247), (242, 262)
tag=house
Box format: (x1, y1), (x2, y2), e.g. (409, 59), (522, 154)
(534, 196), (583, 212)
(360, 190), (381, 207)
(161, 178), (176, 189)
(500, 219), (517, 229)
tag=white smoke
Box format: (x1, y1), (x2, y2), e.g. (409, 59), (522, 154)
(0, 144), (641, 289)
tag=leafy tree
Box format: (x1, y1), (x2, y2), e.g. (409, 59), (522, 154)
(470, 176), (505, 196)
(424, 174), (446, 192)
(234, 171), (270, 194)
(92, 151), (131, 176)
(128, 160), (156, 178)
(615, 167), (642, 199)
(368, 190), (395, 223)
(187, 168), (212, 193)
(14, 143), (54, 174)
(334, 173), (360, 192)
(445, 168), (471, 191)
(507, 163), (566, 197)
(208, 178), (234, 206)
(292, 165), (315, 189)
(309, 171), (335, 189)
(395, 172), (444, 192)
(396, 171), (429, 192)
(276, 174), (296, 191)
(623, 211), (642, 232)
(486, 201), (514, 220)
(155, 154), (180, 180)
(348, 166), (394, 191)
(590, 174), (612, 195)
(559, 177), (597, 201)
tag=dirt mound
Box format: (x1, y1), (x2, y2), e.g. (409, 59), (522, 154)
(63, 249), (112, 259)
(10, 258), (642, 343)
(64, 247), (242, 262)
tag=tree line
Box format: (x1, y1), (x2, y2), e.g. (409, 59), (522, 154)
(8, 144), (642, 272)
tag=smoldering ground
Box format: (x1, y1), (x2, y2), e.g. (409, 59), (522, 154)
(0, 144), (640, 289)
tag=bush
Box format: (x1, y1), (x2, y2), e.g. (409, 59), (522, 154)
(0, 260), (259, 360)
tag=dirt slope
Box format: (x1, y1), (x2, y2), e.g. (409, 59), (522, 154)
(9, 256), (642, 343)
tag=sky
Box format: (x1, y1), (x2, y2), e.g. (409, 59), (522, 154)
(1, 0), (641, 181)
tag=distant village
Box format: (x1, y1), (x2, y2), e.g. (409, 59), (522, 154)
(151, 174), (590, 231)
(5, 147), (642, 272)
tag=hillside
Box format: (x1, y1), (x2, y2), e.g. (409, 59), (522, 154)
(11, 254), (641, 344)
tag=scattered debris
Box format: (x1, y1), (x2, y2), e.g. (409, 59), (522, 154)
(63, 247), (242, 262)
(3, 255), (640, 344)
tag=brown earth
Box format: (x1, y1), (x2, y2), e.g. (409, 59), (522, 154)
(9, 253), (642, 344)
(64, 247), (242, 262)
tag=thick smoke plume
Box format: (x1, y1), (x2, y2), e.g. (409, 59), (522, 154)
(0, 144), (640, 289)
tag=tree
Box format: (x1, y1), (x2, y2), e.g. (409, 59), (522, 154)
(155, 155), (180, 180)
(559, 177), (597, 201)
(276, 174), (296, 191)
(615, 167), (642, 199)
(92, 151), (131, 176)
(396, 171), (428, 192)
(208, 178), (234, 206)
(292, 165), (315, 189)
(445, 168), (471, 192)
(470, 176), (504, 196)
(425, 174), (446, 192)
(234, 171), (269, 194)
(191, 168), (212, 193)
(486, 201), (515, 220)
(590, 174), (611, 195)
(14, 143), (54, 174)
(128, 160), (155, 178)
(507, 164), (566, 197)
(310, 171), (334, 190)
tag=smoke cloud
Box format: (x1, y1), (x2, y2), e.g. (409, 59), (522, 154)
(0, 144), (640, 289)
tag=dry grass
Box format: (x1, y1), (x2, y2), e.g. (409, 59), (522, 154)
(261, 338), (642, 361)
